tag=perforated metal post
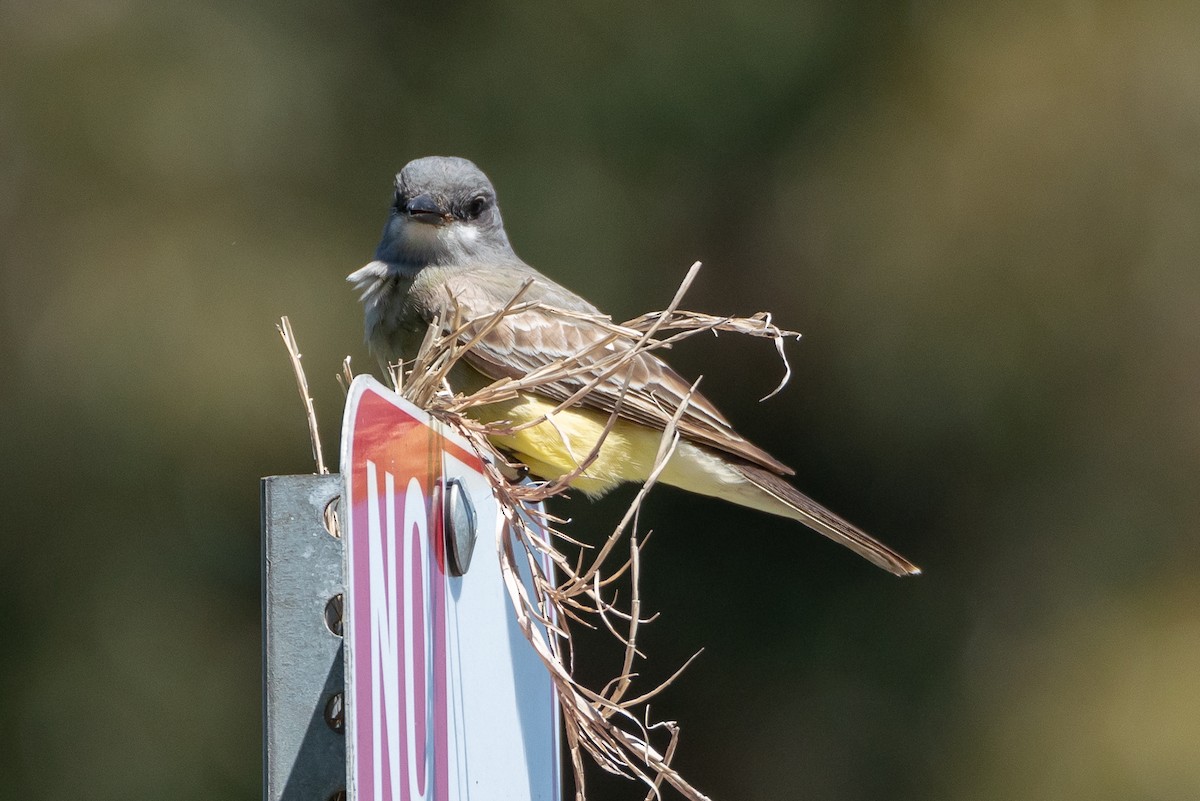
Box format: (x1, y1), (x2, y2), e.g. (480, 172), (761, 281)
(261, 474), (345, 801)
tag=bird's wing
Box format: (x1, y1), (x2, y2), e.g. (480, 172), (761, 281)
(426, 266), (795, 476)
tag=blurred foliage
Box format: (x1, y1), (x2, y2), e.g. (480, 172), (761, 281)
(3, 1), (1200, 799)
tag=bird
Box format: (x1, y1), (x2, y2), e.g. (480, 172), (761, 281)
(349, 156), (920, 576)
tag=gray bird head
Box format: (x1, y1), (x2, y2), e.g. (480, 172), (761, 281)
(373, 156), (514, 267)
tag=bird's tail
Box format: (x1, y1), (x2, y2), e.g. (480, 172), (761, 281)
(736, 464), (922, 576)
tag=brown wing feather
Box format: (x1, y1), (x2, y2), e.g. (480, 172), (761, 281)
(427, 266), (795, 476)
(737, 464), (921, 576)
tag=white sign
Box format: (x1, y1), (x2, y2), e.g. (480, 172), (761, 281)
(341, 376), (560, 800)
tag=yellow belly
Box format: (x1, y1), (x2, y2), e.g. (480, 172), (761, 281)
(469, 393), (666, 497)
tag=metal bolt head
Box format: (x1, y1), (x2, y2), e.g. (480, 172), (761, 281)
(443, 477), (477, 576)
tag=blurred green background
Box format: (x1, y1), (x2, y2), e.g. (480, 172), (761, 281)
(3, 1), (1200, 799)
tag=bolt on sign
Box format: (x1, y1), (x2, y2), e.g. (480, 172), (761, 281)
(341, 376), (560, 800)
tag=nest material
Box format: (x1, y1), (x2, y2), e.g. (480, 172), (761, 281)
(281, 262), (802, 801)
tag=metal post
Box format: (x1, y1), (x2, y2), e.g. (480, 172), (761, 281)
(261, 474), (345, 801)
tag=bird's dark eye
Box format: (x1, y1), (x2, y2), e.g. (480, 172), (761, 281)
(392, 190), (406, 211)
(465, 196), (488, 219)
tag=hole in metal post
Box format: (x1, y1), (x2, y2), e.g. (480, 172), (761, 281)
(323, 496), (341, 538)
(327, 791), (346, 801)
(324, 594), (343, 636)
(324, 693), (345, 734)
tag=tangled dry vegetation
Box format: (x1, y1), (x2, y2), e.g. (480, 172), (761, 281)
(280, 262), (802, 800)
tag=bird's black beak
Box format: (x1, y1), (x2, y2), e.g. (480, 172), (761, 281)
(405, 193), (447, 225)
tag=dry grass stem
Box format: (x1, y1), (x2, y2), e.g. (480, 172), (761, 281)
(383, 262), (799, 800)
(276, 315), (328, 474)
(284, 262), (800, 799)
(336, 356), (355, 396)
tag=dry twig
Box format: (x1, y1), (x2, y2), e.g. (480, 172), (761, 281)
(276, 315), (328, 474)
(281, 263), (801, 800)
(388, 262), (799, 801)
